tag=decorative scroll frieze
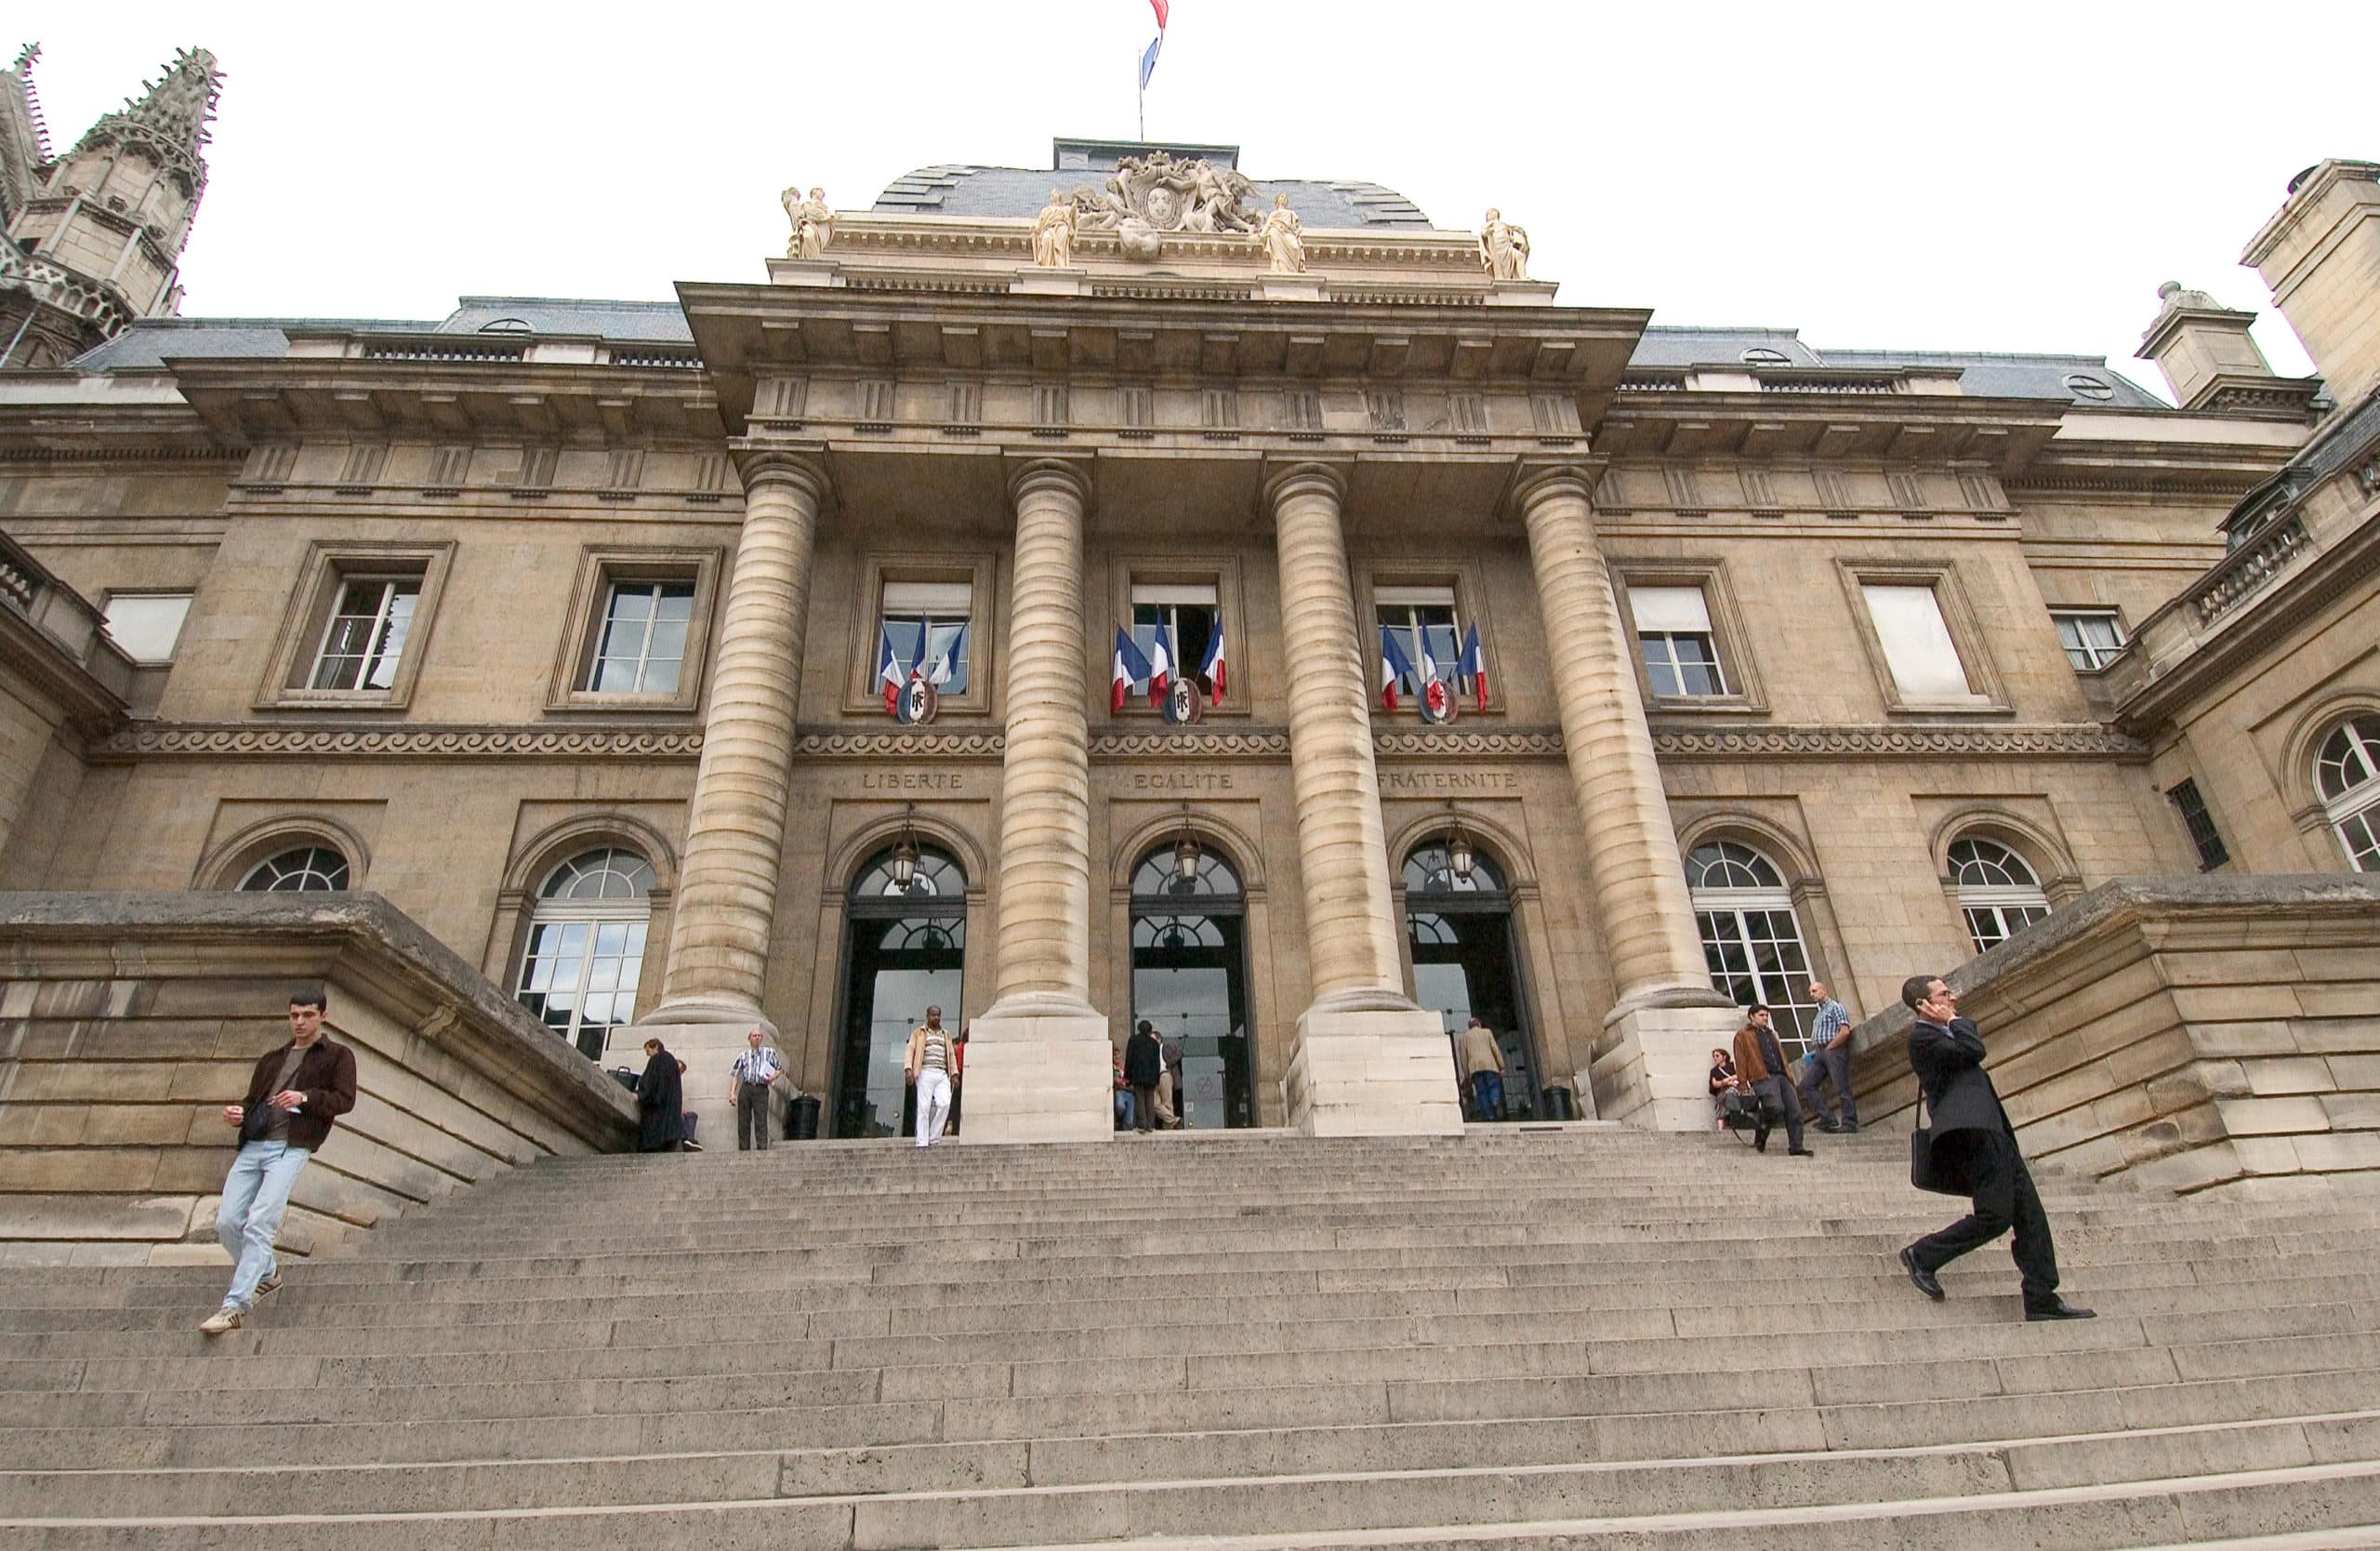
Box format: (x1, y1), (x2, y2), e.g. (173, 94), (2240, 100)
(1652, 724), (2146, 760)
(1374, 729), (1567, 759)
(1094, 731), (1289, 758)
(794, 730), (1006, 758)
(97, 723), (704, 760)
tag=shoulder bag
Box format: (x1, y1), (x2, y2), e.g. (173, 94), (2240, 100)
(1910, 1087), (1959, 1195)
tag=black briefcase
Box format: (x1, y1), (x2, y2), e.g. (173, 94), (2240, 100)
(1909, 1090), (1962, 1195)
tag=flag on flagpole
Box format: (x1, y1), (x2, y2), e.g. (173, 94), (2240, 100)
(1379, 624), (1417, 711)
(1147, 616), (1175, 708)
(1112, 627), (1154, 713)
(1148, 0), (1169, 24)
(1457, 623), (1488, 711)
(1199, 616), (1225, 703)
(927, 620), (968, 688)
(877, 627), (903, 717)
(1415, 623), (1439, 689)
(1138, 33), (1162, 91)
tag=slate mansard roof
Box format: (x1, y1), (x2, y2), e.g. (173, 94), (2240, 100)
(1628, 327), (2169, 409)
(874, 138), (1435, 231)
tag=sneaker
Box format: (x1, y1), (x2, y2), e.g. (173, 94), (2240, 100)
(253, 1272), (282, 1299)
(197, 1306), (243, 1336)
(1815, 1119), (1842, 1133)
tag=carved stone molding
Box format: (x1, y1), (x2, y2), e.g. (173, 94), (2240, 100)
(97, 723), (704, 760)
(794, 730), (1007, 758)
(1652, 724), (2146, 761)
(1374, 729), (1567, 759)
(1093, 731), (1289, 759)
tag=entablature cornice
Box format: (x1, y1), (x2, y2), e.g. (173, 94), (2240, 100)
(0, 398), (232, 461)
(165, 356), (725, 445)
(1595, 392), (2063, 470)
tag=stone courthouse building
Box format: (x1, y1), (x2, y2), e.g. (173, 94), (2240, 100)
(4, 48), (2377, 1175)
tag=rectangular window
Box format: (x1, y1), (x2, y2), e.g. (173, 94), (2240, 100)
(2169, 778), (2230, 870)
(588, 580), (695, 694)
(1630, 585), (1730, 697)
(1375, 584), (1461, 698)
(1131, 582), (1221, 695)
(2052, 609), (2126, 672)
(100, 592), (192, 664)
(1860, 583), (1976, 701)
(880, 580), (972, 696)
(309, 577), (419, 691)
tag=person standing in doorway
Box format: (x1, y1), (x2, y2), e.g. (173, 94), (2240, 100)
(1732, 1005), (1814, 1157)
(1897, 974), (2093, 1321)
(635, 1038), (683, 1153)
(1458, 1016), (1507, 1122)
(730, 1028), (786, 1151)
(1796, 981), (1858, 1133)
(1157, 1037), (1185, 1129)
(1123, 1020), (1163, 1134)
(905, 1005), (956, 1147)
(198, 986), (358, 1336)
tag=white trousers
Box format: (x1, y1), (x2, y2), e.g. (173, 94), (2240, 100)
(914, 1068), (952, 1147)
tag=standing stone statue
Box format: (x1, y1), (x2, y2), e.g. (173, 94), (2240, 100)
(1479, 207), (1530, 281)
(782, 185), (834, 259)
(1255, 193), (1306, 275)
(1032, 190), (1078, 268)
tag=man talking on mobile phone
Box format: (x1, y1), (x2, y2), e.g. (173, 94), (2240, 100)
(198, 986), (357, 1336)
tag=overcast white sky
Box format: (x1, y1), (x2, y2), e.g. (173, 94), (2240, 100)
(25, 1), (2366, 392)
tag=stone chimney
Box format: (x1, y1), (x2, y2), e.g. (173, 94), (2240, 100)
(2242, 160), (2380, 409)
(2136, 282), (2273, 410)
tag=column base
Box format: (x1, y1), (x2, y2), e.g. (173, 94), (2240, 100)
(1285, 996), (1464, 1137)
(1590, 998), (1744, 1132)
(959, 997), (1113, 1144)
(616, 1004), (779, 1148)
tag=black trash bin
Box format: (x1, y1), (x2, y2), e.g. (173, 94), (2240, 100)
(787, 1093), (821, 1141)
(1541, 1085), (1577, 1121)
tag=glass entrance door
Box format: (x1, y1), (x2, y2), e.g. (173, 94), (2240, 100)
(1129, 842), (1257, 1128)
(833, 845), (966, 1139)
(1404, 842), (1542, 1120)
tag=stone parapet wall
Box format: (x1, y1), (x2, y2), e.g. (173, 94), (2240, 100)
(0, 891), (636, 1265)
(1847, 875), (2380, 1197)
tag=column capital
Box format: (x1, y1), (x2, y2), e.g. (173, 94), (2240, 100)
(1511, 459), (1607, 513)
(1006, 455), (1093, 510)
(1262, 459), (1349, 510)
(727, 444), (829, 500)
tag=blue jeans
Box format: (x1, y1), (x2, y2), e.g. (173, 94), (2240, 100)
(1114, 1091), (1134, 1130)
(1469, 1070), (1504, 1121)
(216, 1140), (311, 1312)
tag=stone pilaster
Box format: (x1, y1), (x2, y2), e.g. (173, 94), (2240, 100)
(1516, 464), (1739, 1130)
(628, 448), (825, 1140)
(1267, 463), (1462, 1136)
(960, 457), (1112, 1143)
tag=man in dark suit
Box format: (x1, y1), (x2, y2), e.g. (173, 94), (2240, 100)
(1123, 1021), (1163, 1135)
(1897, 974), (2093, 1321)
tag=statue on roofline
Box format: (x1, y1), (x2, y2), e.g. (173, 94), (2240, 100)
(1480, 207), (1529, 281)
(1031, 191), (1078, 268)
(1255, 193), (1306, 274)
(782, 185), (833, 259)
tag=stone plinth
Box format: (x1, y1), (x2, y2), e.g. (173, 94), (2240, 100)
(0, 891), (636, 1264)
(1591, 1001), (1749, 1132)
(959, 1003), (1115, 1144)
(1285, 999), (1464, 1137)
(1847, 874), (2380, 1196)
(1256, 275), (1327, 303)
(763, 258), (847, 287)
(1012, 268), (1086, 297)
(1485, 279), (1563, 307)
(605, 1010), (775, 1148)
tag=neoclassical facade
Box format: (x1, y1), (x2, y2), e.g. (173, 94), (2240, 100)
(5, 113), (2376, 1146)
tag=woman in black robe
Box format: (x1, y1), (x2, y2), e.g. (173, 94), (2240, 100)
(634, 1037), (683, 1153)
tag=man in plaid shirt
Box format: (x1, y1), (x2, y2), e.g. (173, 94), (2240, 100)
(730, 1028), (787, 1150)
(1796, 983), (1858, 1133)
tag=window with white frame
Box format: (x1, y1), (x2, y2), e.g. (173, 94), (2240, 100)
(1686, 840), (1820, 1054)
(1860, 583), (1977, 702)
(1949, 836), (2051, 951)
(239, 845), (350, 893)
(879, 580), (972, 696)
(309, 576), (419, 692)
(2052, 609), (2126, 672)
(100, 593), (192, 664)
(514, 847), (654, 1061)
(1130, 582), (1222, 696)
(1630, 585), (1731, 697)
(587, 579), (694, 694)
(1375, 584), (1461, 698)
(2315, 713), (2380, 872)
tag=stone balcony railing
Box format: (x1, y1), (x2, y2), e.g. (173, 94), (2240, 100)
(2190, 512), (2310, 625)
(0, 527), (137, 703)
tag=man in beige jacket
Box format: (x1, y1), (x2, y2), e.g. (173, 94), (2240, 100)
(1458, 1016), (1506, 1122)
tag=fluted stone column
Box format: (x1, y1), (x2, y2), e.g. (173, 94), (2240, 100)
(961, 458), (1112, 1143)
(628, 448), (824, 1140)
(1268, 464), (1462, 1135)
(1516, 464), (1739, 1130)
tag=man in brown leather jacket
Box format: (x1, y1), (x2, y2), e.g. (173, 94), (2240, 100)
(198, 987), (357, 1335)
(1731, 1005), (1813, 1157)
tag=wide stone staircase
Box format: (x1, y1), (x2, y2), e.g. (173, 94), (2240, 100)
(6, 1125), (2380, 1548)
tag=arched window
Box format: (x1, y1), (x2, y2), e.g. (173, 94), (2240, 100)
(239, 845), (350, 892)
(1401, 843), (1508, 895)
(514, 846), (654, 1061)
(853, 847), (966, 898)
(1686, 840), (1820, 1053)
(2316, 714), (2380, 872)
(1130, 841), (1255, 1128)
(1949, 836), (2051, 952)
(834, 842), (967, 1138)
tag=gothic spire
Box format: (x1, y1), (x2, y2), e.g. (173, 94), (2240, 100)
(73, 46), (221, 190)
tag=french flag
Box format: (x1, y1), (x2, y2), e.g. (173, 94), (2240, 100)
(1379, 624), (1417, 711)
(928, 620), (967, 687)
(1112, 627), (1154, 713)
(1199, 617), (1225, 703)
(877, 627), (904, 717)
(1457, 623), (1488, 710)
(1415, 625), (1440, 692)
(1147, 616), (1175, 708)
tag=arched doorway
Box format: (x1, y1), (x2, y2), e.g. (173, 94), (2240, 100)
(1129, 838), (1257, 1128)
(831, 842), (965, 1138)
(1403, 839), (1542, 1120)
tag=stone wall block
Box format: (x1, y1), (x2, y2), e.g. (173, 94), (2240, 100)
(2241, 1055), (2340, 1095)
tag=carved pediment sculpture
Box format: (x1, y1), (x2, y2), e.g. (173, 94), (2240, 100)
(1064, 151), (1261, 236)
